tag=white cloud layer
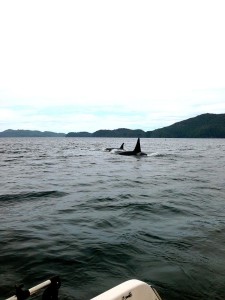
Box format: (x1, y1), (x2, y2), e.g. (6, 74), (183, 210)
(0, 0), (225, 132)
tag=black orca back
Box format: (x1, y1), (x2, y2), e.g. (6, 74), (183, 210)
(117, 138), (146, 156)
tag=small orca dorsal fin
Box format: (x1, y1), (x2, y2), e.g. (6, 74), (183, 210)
(134, 138), (141, 153)
(120, 143), (124, 150)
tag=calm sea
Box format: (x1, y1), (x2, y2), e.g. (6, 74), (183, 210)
(0, 138), (224, 300)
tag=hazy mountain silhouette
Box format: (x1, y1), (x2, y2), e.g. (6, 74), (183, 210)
(1, 113), (224, 138)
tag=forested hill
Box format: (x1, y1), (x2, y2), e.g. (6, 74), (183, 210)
(146, 113), (225, 138)
(1, 113), (225, 138)
(66, 128), (146, 137)
(66, 113), (225, 138)
(0, 129), (65, 137)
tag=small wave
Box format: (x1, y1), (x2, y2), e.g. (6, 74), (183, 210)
(0, 191), (68, 203)
(138, 231), (166, 243)
(3, 158), (20, 162)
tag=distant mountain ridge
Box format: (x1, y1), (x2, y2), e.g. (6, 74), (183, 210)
(1, 113), (225, 138)
(0, 129), (65, 137)
(146, 113), (225, 138)
(66, 128), (147, 138)
(67, 113), (225, 138)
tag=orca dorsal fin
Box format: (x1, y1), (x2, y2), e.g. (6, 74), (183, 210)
(120, 143), (124, 150)
(133, 138), (141, 153)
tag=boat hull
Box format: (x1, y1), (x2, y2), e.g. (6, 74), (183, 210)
(91, 279), (162, 300)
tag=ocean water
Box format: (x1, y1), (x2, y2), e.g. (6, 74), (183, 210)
(0, 137), (224, 300)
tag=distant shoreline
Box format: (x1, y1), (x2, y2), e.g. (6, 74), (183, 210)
(1, 113), (225, 138)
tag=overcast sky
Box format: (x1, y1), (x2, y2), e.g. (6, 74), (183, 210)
(0, 0), (225, 133)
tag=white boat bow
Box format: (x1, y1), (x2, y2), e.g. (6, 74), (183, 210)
(91, 279), (162, 300)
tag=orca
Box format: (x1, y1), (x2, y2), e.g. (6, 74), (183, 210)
(117, 138), (147, 156)
(105, 143), (125, 152)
